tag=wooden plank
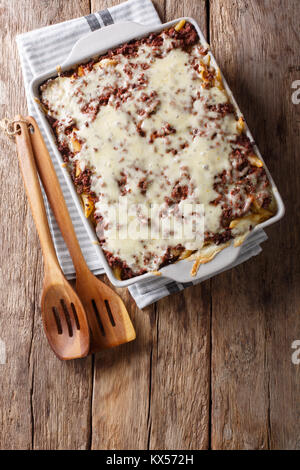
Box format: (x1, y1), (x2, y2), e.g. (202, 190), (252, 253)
(147, 1), (211, 450)
(148, 285), (211, 450)
(0, 0), (93, 450)
(210, 0), (300, 449)
(90, 288), (155, 449)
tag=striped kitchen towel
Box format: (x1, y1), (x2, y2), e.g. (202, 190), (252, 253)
(16, 0), (268, 308)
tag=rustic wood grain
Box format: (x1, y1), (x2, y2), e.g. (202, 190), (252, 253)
(210, 0), (300, 450)
(148, 284), (211, 450)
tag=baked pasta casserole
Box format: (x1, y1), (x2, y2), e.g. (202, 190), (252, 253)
(39, 20), (276, 280)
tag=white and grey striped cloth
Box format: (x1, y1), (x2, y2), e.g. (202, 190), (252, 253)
(16, 0), (267, 309)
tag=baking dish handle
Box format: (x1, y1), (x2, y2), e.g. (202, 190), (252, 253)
(62, 22), (151, 68)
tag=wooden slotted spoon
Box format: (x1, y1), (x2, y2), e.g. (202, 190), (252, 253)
(13, 117), (90, 360)
(26, 116), (136, 352)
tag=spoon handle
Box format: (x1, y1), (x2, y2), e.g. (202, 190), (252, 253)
(14, 116), (60, 274)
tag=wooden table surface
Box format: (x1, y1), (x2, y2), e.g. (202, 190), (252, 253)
(0, 0), (299, 450)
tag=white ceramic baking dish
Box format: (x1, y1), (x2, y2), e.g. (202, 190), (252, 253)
(30, 17), (285, 287)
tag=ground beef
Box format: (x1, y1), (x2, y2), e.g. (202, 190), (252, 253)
(149, 123), (176, 143)
(208, 102), (235, 117)
(170, 184), (189, 202)
(233, 133), (255, 155)
(71, 168), (94, 195)
(166, 22), (198, 48)
(117, 172), (128, 196)
(159, 245), (185, 268)
(138, 177), (148, 195)
(104, 251), (147, 280)
(205, 229), (233, 245)
(58, 142), (74, 162)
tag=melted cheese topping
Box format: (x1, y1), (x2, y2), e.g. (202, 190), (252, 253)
(40, 30), (263, 274)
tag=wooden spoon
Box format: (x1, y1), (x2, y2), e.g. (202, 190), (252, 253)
(26, 116), (136, 352)
(13, 116), (90, 360)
